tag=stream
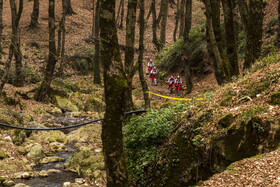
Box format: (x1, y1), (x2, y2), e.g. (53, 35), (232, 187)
(14, 113), (91, 187)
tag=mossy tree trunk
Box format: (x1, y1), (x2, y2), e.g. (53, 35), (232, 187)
(35, 0), (57, 102)
(210, 0), (230, 81)
(239, 0), (266, 70)
(179, 0), (185, 38)
(0, 0), (3, 59)
(100, 0), (129, 185)
(29, 0), (39, 28)
(183, 0), (192, 94)
(12, 0), (23, 87)
(91, 0), (95, 39)
(221, 0), (239, 77)
(204, 0), (225, 85)
(138, 0), (150, 109)
(58, 0), (67, 76)
(1, 0), (23, 89)
(159, 0), (169, 51)
(125, 0), (137, 111)
(173, 0), (180, 42)
(151, 0), (160, 51)
(93, 0), (101, 84)
(277, 0), (280, 47)
(65, 0), (75, 15)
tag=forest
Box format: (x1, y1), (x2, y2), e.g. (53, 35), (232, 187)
(0, 0), (280, 186)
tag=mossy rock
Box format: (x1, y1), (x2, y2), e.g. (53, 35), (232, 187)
(269, 91), (280, 105)
(0, 160), (18, 171)
(12, 129), (27, 145)
(218, 114), (235, 128)
(54, 96), (79, 112)
(0, 149), (10, 159)
(27, 144), (45, 161)
(84, 97), (105, 112)
(38, 131), (68, 144)
(17, 146), (28, 155)
(65, 149), (104, 178)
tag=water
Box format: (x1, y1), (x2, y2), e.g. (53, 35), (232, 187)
(14, 143), (79, 187)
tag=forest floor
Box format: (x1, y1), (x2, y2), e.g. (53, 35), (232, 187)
(0, 0), (280, 186)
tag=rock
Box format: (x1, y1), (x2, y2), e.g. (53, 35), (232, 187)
(94, 148), (102, 155)
(40, 156), (66, 164)
(17, 146), (28, 155)
(47, 169), (61, 173)
(50, 142), (66, 151)
(43, 131), (68, 144)
(270, 91), (280, 105)
(55, 96), (79, 112)
(15, 183), (31, 187)
(218, 114), (235, 128)
(51, 107), (63, 114)
(21, 172), (31, 179)
(14, 172), (23, 179)
(12, 129), (27, 145)
(0, 160), (18, 171)
(0, 176), (6, 182)
(75, 178), (85, 184)
(63, 182), (71, 187)
(0, 149), (9, 159)
(84, 97), (105, 112)
(4, 136), (13, 143)
(39, 170), (48, 177)
(3, 180), (15, 186)
(27, 144), (45, 161)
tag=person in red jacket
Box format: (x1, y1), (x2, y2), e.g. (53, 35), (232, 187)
(150, 66), (157, 85)
(175, 75), (182, 95)
(147, 59), (154, 74)
(168, 75), (175, 93)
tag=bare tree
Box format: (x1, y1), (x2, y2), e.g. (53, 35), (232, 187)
(151, 0), (160, 51)
(65, 0), (75, 15)
(173, 0), (180, 42)
(99, 0), (129, 185)
(277, 0), (280, 47)
(159, 0), (169, 51)
(183, 0), (193, 93)
(139, 0), (150, 109)
(0, 0), (3, 59)
(93, 0), (101, 84)
(29, 0), (39, 28)
(58, 0), (67, 76)
(35, 0), (57, 101)
(125, 0), (138, 111)
(179, 0), (185, 37)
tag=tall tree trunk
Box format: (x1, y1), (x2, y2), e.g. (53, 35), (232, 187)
(277, 0), (280, 47)
(0, 0), (3, 59)
(119, 0), (125, 28)
(29, 0), (39, 28)
(10, 0), (23, 87)
(58, 0), (67, 76)
(139, 0), (150, 109)
(151, 0), (160, 51)
(65, 0), (75, 15)
(156, 0), (164, 26)
(93, 0), (101, 84)
(99, 0), (129, 185)
(173, 0), (180, 42)
(179, 0), (185, 37)
(183, 0), (192, 94)
(91, 0), (95, 39)
(145, 1), (152, 21)
(204, 0), (225, 85)
(238, 0), (248, 34)
(221, 0), (239, 77)
(125, 0), (137, 111)
(243, 0), (266, 70)
(159, 0), (169, 51)
(35, 0), (57, 102)
(0, 45), (13, 93)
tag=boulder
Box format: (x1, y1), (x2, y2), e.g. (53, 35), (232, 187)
(4, 136), (13, 143)
(49, 142), (66, 151)
(3, 180), (15, 186)
(39, 170), (48, 177)
(270, 91), (280, 105)
(0, 160), (18, 171)
(54, 96), (79, 112)
(21, 172), (31, 179)
(27, 144), (45, 161)
(40, 156), (66, 164)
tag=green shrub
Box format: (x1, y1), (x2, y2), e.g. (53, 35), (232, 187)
(156, 25), (206, 74)
(124, 103), (190, 185)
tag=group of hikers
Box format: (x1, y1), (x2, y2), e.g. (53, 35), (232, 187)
(147, 59), (183, 95)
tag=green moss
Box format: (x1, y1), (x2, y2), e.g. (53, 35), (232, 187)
(247, 79), (270, 97)
(269, 91), (280, 105)
(218, 114), (235, 128)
